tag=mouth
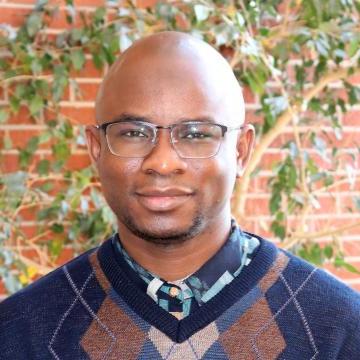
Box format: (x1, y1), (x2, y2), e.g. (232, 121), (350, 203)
(135, 187), (194, 212)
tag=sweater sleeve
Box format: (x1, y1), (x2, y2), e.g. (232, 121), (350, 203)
(337, 316), (360, 359)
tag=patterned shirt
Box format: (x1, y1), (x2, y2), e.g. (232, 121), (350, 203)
(113, 220), (259, 319)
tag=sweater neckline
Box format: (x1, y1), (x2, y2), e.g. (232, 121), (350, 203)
(97, 232), (278, 343)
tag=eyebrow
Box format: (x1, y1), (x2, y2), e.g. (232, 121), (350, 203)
(109, 113), (217, 125)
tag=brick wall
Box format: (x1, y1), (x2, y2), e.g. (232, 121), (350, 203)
(0, 0), (359, 299)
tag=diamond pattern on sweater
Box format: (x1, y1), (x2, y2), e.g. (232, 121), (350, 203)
(219, 296), (286, 360)
(148, 321), (219, 359)
(81, 296), (146, 359)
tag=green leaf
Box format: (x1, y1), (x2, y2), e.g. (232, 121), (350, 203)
(1, 172), (28, 196)
(52, 141), (71, 161)
(0, 108), (9, 123)
(51, 223), (64, 234)
(334, 257), (360, 274)
(26, 12), (43, 37)
(70, 49), (85, 71)
(349, 37), (359, 57)
(39, 181), (53, 192)
(270, 191), (281, 214)
(92, 52), (103, 69)
(323, 245), (333, 259)
(9, 96), (20, 113)
(48, 238), (64, 258)
(29, 95), (44, 116)
(271, 221), (286, 240)
(93, 7), (106, 24)
(37, 159), (50, 175)
(3, 134), (12, 149)
(26, 136), (39, 153)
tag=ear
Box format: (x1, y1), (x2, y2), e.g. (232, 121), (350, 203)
(85, 125), (101, 168)
(236, 124), (255, 178)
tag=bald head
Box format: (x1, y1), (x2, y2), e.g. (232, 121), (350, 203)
(95, 31), (245, 127)
(87, 31), (255, 247)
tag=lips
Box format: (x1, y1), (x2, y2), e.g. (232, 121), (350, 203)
(135, 187), (194, 212)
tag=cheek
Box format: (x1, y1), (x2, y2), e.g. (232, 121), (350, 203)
(98, 157), (141, 201)
(192, 155), (236, 204)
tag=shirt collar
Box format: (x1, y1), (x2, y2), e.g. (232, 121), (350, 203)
(113, 219), (259, 306)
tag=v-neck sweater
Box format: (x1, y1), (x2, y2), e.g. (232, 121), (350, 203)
(1, 233), (360, 359)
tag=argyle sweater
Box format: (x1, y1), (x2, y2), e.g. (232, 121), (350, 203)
(1, 234), (360, 359)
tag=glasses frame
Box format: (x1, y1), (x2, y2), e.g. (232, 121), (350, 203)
(95, 120), (244, 159)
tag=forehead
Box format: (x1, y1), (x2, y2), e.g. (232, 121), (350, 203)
(96, 54), (242, 127)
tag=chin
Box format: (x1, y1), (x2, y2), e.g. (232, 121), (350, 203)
(121, 212), (204, 246)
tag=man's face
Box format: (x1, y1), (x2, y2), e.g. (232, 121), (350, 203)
(87, 52), (251, 244)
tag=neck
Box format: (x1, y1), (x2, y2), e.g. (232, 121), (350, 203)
(117, 213), (232, 281)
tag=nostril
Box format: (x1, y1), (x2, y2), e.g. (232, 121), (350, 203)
(145, 168), (155, 175)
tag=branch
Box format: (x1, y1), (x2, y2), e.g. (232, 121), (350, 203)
(1, 74), (53, 84)
(283, 220), (360, 250)
(234, 66), (360, 217)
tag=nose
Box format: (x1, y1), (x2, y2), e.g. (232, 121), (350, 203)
(141, 129), (188, 175)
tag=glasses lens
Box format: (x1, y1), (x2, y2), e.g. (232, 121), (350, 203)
(172, 123), (222, 158)
(106, 122), (154, 157)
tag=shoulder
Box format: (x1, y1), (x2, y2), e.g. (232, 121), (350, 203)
(275, 246), (360, 331)
(0, 247), (97, 330)
(282, 248), (360, 304)
(248, 233), (360, 326)
(249, 233), (360, 309)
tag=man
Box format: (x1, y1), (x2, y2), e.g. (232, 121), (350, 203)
(0, 31), (359, 359)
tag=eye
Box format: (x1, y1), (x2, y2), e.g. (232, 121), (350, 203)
(180, 125), (214, 140)
(122, 130), (148, 138)
(184, 132), (211, 139)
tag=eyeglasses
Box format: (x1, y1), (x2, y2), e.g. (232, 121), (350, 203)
(96, 120), (243, 159)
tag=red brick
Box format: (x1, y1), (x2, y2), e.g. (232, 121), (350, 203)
(342, 240), (360, 256)
(256, 175), (272, 193)
(66, 152), (91, 170)
(69, 59), (104, 78)
(0, 8), (31, 27)
(315, 194), (337, 214)
(337, 194), (360, 214)
(312, 218), (360, 236)
(245, 109), (263, 125)
(45, 8), (92, 30)
(7, 129), (42, 148)
(245, 197), (270, 216)
(0, 153), (20, 172)
(236, 218), (258, 234)
(5, 0), (100, 5)
(320, 130), (359, 148)
(0, 280), (6, 296)
(342, 110), (360, 126)
(3, 0), (36, 4)
(16, 204), (40, 222)
(17, 224), (38, 239)
(72, 0), (106, 6)
(74, 82), (100, 101)
(325, 261), (360, 281)
(254, 221), (275, 239)
(134, 0), (158, 8)
(259, 152), (284, 170)
(7, 107), (34, 125)
(267, 133), (289, 148)
(243, 86), (256, 105)
(175, 12), (190, 31)
(45, 106), (95, 125)
(351, 283), (360, 291)
(347, 72), (360, 86)
(56, 247), (75, 266)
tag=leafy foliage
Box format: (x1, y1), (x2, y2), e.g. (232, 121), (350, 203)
(0, 0), (359, 294)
